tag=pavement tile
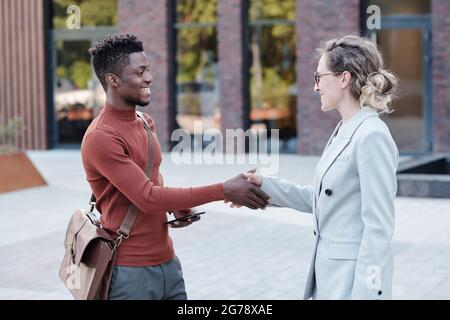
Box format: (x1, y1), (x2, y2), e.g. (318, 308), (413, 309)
(1, 151), (450, 299)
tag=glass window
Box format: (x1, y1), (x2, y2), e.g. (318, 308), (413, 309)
(248, 0), (297, 153)
(54, 40), (94, 144)
(367, 0), (430, 16)
(175, 0), (219, 134)
(364, 0), (432, 153)
(52, 0), (117, 29)
(52, 0), (117, 145)
(378, 29), (426, 152)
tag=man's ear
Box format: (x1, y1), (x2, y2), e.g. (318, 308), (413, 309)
(341, 71), (352, 89)
(105, 73), (120, 89)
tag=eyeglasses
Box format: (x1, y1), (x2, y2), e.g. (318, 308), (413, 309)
(314, 72), (341, 85)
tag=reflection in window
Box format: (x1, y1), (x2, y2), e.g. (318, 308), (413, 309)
(52, 0), (117, 29)
(55, 40), (94, 143)
(364, 0), (431, 152)
(175, 0), (219, 134)
(378, 29), (426, 152)
(52, 0), (117, 145)
(249, 0), (297, 153)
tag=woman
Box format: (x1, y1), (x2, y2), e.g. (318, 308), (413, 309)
(247, 35), (399, 299)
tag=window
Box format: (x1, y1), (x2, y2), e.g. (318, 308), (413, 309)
(52, 0), (117, 145)
(364, 0), (432, 153)
(175, 0), (219, 134)
(248, 0), (297, 153)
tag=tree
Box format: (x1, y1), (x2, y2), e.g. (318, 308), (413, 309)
(176, 0), (217, 84)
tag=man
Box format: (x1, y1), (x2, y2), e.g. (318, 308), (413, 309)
(81, 34), (269, 300)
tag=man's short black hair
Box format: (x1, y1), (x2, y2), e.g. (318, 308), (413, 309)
(88, 34), (144, 90)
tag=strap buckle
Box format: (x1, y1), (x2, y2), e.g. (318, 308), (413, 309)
(116, 230), (130, 239)
(112, 230), (129, 252)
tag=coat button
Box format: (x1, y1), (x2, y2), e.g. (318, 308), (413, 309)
(313, 230), (317, 236)
(378, 290), (382, 296)
(325, 189), (332, 196)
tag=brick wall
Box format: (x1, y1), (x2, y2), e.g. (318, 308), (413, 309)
(296, 0), (361, 155)
(217, 0), (249, 135)
(432, 0), (450, 153)
(118, 0), (175, 152)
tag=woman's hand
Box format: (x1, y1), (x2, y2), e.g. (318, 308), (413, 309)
(244, 169), (262, 187)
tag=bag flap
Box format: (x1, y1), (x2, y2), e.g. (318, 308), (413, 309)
(64, 209), (114, 266)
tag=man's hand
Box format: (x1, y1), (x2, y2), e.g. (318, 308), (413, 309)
(168, 208), (200, 228)
(223, 170), (269, 210)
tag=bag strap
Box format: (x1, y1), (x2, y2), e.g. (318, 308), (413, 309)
(89, 111), (154, 240)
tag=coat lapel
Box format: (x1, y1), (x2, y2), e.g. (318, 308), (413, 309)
(314, 107), (379, 197)
(323, 120), (342, 152)
(314, 136), (351, 197)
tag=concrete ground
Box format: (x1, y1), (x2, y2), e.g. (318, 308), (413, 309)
(1, 150), (450, 300)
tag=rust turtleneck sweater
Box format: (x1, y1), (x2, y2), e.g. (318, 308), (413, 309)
(81, 103), (224, 266)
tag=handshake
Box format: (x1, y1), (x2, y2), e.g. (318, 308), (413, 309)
(168, 169), (266, 228)
(223, 168), (266, 209)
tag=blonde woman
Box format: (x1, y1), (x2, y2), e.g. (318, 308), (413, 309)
(246, 35), (399, 299)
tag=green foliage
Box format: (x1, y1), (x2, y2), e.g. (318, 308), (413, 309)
(56, 65), (69, 79)
(70, 60), (92, 89)
(249, 0), (296, 21)
(0, 117), (22, 154)
(249, 17), (296, 111)
(56, 40), (92, 89)
(176, 28), (217, 84)
(53, 0), (116, 89)
(176, 0), (217, 24)
(176, 0), (218, 84)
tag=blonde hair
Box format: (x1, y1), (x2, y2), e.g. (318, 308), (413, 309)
(317, 35), (398, 114)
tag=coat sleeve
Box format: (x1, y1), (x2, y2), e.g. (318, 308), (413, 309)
(260, 176), (314, 213)
(351, 130), (399, 299)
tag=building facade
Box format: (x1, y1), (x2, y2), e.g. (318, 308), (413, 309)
(1, 0), (449, 155)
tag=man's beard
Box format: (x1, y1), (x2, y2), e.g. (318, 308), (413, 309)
(136, 99), (150, 107)
(125, 96), (150, 107)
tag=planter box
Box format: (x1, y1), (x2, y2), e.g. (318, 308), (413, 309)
(0, 152), (47, 193)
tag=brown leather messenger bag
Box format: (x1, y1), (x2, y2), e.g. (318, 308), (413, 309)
(59, 112), (153, 300)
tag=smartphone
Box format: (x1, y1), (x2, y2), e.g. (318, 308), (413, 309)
(165, 211), (206, 225)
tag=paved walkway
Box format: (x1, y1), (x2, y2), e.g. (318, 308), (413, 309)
(1, 150), (450, 299)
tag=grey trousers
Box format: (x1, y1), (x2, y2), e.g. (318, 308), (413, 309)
(108, 255), (187, 300)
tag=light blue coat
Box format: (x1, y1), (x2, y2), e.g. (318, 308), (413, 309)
(261, 107), (399, 299)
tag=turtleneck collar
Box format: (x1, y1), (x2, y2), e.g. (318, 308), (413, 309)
(103, 102), (136, 121)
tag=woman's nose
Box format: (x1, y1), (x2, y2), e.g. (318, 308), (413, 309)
(314, 82), (320, 93)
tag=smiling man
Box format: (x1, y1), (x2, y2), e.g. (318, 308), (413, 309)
(81, 34), (269, 300)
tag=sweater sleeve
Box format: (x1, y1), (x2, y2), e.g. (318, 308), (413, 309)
(83, 129), (224, 214)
